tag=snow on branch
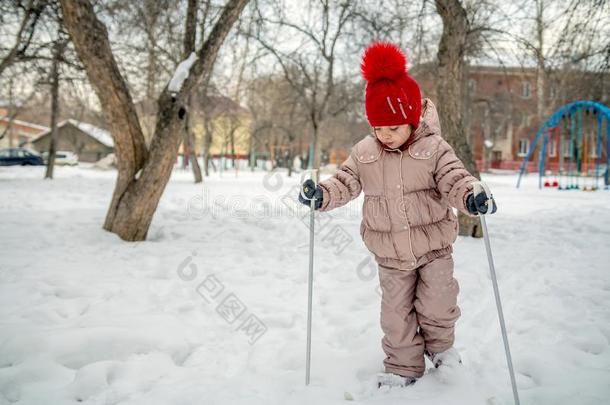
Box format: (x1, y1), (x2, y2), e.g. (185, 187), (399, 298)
(168, 52), (198, 94)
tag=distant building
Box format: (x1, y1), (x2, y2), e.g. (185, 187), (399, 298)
(30, 120), (114, 162)
(135, 94), (252, 162)
(466, 65), (541, 171)
(0, 115), (49, 149)
(190, 95), (251, 160)
(414, 65), (608, 172)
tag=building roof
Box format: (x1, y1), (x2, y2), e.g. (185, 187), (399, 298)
(0, 116), (49, 132)
(31, 119), (114, 147)
(135, 94), (249, 118)
(200, 95), (250, 115)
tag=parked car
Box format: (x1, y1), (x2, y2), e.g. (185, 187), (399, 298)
(42, 151), (79, 166)
(0, 148), (44, 166)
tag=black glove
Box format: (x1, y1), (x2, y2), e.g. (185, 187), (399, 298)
(298, 179), (323, 210)
(466, 187), (497, 215)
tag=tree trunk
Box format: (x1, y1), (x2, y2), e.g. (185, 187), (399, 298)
(203, 131), (212, 176)
(482, 101), (491, 173)
(183, 0), (203, 183)
(248, 125), (255, 171)
(286, 147), (293, 177)
(310, 115), (320, 169)
(146, 41), (157, 102)
(185, 94), (203, 182)
(313, 131), (320, 169)
(435, 0), (482, 238)
(60, 0), (250, 241)
(44, 39), (62, 180)
(202, 105), (213, 176)
(230, 125), (236, 170)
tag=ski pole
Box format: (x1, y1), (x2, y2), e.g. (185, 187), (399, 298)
(473, 181), (521, 405)
(300, 169), (319, 386)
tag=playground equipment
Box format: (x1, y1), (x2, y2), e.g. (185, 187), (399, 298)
(516, 100), (610, 190)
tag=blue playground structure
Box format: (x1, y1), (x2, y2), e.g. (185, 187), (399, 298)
(517, 100), (610, 190)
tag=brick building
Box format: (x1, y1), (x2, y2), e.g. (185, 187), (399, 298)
(414, 65), (609, 172)
(467, 66), (543, 171)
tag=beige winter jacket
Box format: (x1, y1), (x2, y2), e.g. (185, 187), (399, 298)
(318, 98), (477, 271)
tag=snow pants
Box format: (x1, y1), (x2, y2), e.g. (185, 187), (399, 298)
(378, 253), (460, 378)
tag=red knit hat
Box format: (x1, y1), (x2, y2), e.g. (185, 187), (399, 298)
(360, 42), (421, 129)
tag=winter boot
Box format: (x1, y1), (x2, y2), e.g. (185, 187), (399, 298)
(376, 372), (417, 388)
(426, 347), (462, 368)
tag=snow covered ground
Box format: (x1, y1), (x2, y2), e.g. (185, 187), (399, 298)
(1, 165), (609, 405)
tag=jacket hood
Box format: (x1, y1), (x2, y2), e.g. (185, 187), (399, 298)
(410, 98), (441, 142)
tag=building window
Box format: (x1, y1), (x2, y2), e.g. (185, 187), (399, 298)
(521, 81), (531, 99)
(468, 79), (476, 94)
(518, 138), (530, 157)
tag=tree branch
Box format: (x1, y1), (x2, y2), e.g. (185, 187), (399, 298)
(59, 0), (149, 176)
(0, 0), (47, 77)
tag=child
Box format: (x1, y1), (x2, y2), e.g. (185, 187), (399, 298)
(298, 42), (497, 388)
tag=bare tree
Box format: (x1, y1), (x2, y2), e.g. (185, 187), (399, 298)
(44, 34), (68, 179)
(246, 71), (311, 173)
(435, 0), (483, 237)
(468, 0), (609, 117)
(0, 0), (48, 78)
(104, 0), (183, 102)
(200, 92), (216, 176)
(249, 0), (355, 169)
(1, 0), (85, 166)
(59, 0), (250, 241)
(528, 0), (609, 117)
(183, 0), (203, 182)
(0, 77), (39, 143)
